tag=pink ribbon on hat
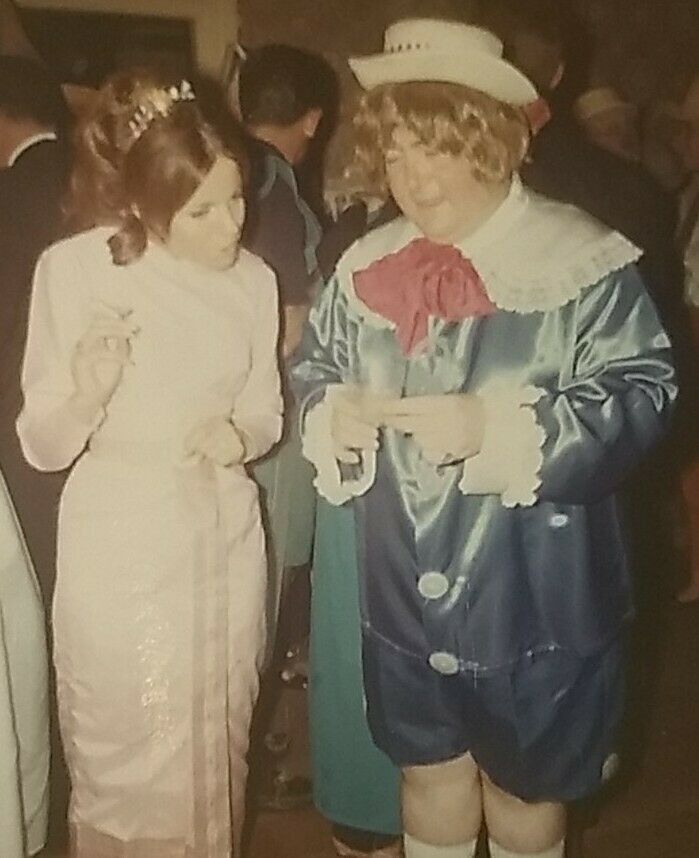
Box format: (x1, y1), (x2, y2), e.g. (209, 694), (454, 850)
(523, 97), (552, 136)
(353, 237), (496, 355)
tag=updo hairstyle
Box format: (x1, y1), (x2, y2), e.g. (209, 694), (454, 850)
(68, 67), (249, 265)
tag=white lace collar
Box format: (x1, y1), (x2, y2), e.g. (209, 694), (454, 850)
(337, 175), (641, 320)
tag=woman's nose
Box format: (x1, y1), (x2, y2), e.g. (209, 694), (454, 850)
(218, 201), (244, 235)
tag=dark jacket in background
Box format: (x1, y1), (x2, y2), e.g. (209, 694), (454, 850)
(523, 114), (686, 360)
(0, 136), (71, 602)
(242, 138), (321, 310)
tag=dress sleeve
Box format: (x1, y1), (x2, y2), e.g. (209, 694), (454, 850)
(290, 274), (376, 505)
(16, 249), (105, 472)
(231, 269), (283, 462)
(460, 265), (677, 506)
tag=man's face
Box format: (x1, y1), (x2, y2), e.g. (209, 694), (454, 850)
(384, 125), (495, 244)
(585, 109), (641, 162)
(165, 155), (245, 271)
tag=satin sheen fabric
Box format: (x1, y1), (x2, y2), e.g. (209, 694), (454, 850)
(292, 216), (675, 674)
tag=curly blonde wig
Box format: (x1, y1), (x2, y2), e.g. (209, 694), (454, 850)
(346, 81), (530, 201)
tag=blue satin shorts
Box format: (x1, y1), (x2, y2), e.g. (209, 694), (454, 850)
(362, 630), (623, 802)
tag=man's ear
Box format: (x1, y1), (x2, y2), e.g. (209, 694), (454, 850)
(550, 60), (565, 91)
(302, 107), (323, 139)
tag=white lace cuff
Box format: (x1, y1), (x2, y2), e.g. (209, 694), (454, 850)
(301, 385), (377, 506)
(459, 386), (545, 507)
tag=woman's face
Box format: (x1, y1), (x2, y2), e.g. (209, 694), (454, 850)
(384, 125), (504, 244)
(165, 155), (245, 270)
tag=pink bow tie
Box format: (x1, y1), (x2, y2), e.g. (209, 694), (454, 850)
(353, 237), (495, 355)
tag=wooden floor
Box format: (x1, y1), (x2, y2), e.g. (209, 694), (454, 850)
(40, 601), (699, 858)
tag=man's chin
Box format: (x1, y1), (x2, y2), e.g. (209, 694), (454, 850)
(415, 220), (457, 244)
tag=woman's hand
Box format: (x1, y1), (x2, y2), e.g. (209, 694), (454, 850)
(184, 416), (247, 467)
(330, 386), (381, 465)
(70, 312), (138, 421)
(382, 394), (485, 464)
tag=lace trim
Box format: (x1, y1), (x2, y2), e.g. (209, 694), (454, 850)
(334, 188), (642, 323)
(300, 386), (377, 506)
(477, 232), (642, 314)
(459, 385), (545, 507)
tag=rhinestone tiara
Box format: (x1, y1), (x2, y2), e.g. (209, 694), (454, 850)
(128, 79), (196, 142)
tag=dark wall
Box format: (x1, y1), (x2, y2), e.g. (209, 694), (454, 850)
(240, 0), (698, 103)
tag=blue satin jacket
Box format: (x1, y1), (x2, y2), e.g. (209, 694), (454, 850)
(291, 186), (676, 672)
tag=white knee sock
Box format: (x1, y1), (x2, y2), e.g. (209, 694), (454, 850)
(488, 838), (565, 858)
(403, 833), (477, 857)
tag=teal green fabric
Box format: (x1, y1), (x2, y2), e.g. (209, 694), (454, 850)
(253, 415), (316, 667)
(309, 498), (401, 835)
(252, 416), (316, 570)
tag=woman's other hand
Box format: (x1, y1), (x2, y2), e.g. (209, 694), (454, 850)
(382, 393), (485, 465)
(69, 312), (138, 422)
(184, 416), (247, 467)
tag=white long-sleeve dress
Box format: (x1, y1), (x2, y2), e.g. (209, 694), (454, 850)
(17, 228), (283, 858)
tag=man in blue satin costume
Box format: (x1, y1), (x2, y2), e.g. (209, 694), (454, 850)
(292, 19), (677, 858)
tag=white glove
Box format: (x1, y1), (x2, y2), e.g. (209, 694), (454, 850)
(382, 394), (485, 464)
(330, 386), (381, 465)
(70, 312), (138, 420)
(184, 416), (247, 466)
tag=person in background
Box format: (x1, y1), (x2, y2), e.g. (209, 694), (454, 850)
(573, 85), (641, 162)
(502, 0), (695, 816)
(293, 17), (676, 858)
(499, 0), (682, 329)
(640, 99), (688, 193)
(0, 466), (49, 858)
(237, 42), (337, 808)
(239, 42), (337, 656)
(0, 0), (38, 58)
(17, 67), (282, 856)
(676, 74), (699, 313)
(0, 53), (72, 604)
(674, 72), (699, 603)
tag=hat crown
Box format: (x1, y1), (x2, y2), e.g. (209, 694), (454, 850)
(383, 19), (503, 60)
(349, 17), (537, 106)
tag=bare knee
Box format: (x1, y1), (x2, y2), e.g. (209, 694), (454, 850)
(402, 753), (482, 846)
(481, 769), (566, 853)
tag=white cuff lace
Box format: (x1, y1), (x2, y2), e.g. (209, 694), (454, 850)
(301, 385), (377, 506)
(459, 385), (545, 507)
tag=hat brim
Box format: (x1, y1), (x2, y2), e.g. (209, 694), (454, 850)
(349, 50), (537, 106)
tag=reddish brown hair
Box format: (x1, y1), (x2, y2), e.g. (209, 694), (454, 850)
(347, 81), (530, 200)
(67, 67), (249, 265)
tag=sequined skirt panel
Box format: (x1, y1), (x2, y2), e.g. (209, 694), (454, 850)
(53, 450), (266, 857)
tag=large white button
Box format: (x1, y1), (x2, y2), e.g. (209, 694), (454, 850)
(549, 513), (569, 528)
(418, 571), (449, 600)
(428, 651), (460, 675)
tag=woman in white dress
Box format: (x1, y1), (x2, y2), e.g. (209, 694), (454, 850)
(16, 69), (283, 857)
